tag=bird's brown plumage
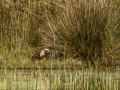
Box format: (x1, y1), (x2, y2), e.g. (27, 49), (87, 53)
(31, 49), (49, 61)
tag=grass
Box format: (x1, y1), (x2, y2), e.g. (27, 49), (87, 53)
(0, 69), (119, 90)
(0, 0), (120, 69)
(0, 55), (85, 69)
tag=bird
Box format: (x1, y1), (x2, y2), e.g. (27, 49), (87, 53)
(31, 49), (49, 61)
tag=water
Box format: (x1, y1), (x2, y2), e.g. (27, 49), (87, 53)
(0, 69), (120, 90)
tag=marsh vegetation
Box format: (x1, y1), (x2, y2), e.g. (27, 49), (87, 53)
(0, 0), (120, 68)
(0, 0), (120, 89)
(0, 69), (120, 90)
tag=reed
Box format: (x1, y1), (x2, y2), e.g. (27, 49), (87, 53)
(0, 0), (120, 68)
(0, 69), (119, 90)
(35, 0), (120, 66)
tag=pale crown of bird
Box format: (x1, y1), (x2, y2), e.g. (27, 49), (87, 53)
(40, 49), (49, 57)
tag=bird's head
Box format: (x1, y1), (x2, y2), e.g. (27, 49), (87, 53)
(45, 49), (49, 54)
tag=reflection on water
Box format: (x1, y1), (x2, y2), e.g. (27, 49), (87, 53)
(0, 69), (120, 90)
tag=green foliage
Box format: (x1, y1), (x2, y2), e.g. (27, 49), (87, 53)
(0, 69), (119, 89)
(39, 0), (120, 66)
(0, 0), (120, 67)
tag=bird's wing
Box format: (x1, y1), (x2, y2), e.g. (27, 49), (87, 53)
(40, 50), (45, 57)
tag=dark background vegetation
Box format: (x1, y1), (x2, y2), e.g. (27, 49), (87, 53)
(0, 0), (120, 68)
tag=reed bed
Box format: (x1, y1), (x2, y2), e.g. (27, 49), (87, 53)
(0, 0), (120, 68)
(0, 69), (119, 90)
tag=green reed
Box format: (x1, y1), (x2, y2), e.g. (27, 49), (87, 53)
(0, 0), (120, 68)
(0, 69), (119, 90)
